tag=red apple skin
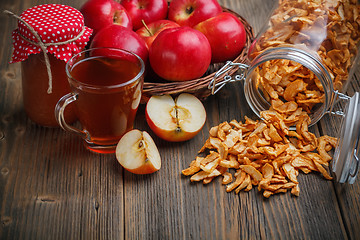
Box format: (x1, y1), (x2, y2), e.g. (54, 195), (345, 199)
(90, 25), (149, 63)
(80, 0), (133, 36)
(248, 39), (258, 60)
(149, 27), (211, 81)
(194, 12), (246, 63)
(168, 0), (222, 27)
(124, 161), (159, 175)
(136, 20), (180, 49)
(121, 0), (168, 30)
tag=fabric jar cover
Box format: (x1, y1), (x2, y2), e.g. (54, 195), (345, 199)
(10, 4), (93, 63)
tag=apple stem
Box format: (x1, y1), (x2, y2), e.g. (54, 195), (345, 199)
(141, 19), (153, 36)
(175, 106), (180, 127)
(171, 104), (182, 132)
(174, 107), (183, 134)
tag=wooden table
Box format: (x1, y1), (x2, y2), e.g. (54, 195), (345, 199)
(1, 0), (360, 239)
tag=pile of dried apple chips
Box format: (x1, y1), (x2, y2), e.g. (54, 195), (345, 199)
(182, 0), (360, 197)
(182, 111), (337, 197)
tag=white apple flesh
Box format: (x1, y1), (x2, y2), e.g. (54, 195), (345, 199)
(145, 93), (206, 142)
(116, 129), (161, 174)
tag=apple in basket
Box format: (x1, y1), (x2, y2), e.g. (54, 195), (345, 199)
(90, 24), (148, 63)
(80, 0), (133, 36)
(149, 26), (211, 81)
(194, 12), (247, 63)
(168, 0), (222, 27)
(121, 0), (169, 30)
(136, 19), (180, 49)
(145, 93), (206, 142)
(116, 130), (161, 174)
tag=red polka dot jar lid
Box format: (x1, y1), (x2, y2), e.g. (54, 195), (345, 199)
(10, 4), (93, 63)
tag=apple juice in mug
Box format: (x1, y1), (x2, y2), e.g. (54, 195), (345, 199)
(55, 48), (145, 153)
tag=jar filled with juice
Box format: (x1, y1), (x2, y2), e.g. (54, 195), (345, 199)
(9, 4), (93, 126)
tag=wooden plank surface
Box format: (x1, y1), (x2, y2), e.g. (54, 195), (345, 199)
(0, 0), (360, 239)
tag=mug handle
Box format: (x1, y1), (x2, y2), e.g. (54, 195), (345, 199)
(55, 93), (88, 139)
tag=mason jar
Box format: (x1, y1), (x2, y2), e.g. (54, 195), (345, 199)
(9, 4), (93, 127)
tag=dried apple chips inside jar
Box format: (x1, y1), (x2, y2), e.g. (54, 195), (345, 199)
(251, 0), (360, 114)
(182, 0), (360, 197)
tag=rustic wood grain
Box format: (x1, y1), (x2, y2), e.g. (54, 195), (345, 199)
(318, 70), (360, 240)
(1, 0), (360, 239)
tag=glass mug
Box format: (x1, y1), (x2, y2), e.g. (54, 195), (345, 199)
(55, 48), (145, 153)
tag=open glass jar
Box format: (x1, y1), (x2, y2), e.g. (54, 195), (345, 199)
(209, 0), (360, 183)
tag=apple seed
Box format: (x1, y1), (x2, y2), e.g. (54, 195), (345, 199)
(186, 5), (194, 15)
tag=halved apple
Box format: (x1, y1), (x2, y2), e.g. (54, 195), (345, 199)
(115, 129), (161, 174)
(145, 93), (206, 142)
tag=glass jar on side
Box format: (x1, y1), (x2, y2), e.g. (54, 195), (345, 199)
(246, 0), (360, 183)
(209, 0), (360, 183)
(246, 0), (360, 124)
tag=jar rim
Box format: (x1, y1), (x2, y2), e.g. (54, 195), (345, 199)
(244, 46), (334, 126)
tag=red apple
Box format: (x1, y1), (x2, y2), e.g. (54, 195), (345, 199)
(80, 0), (132, 36)
(121, 0), (168, 30)
(149, 27), (211, 81)
(168, 0), (222, 27)
(248, 39), (258, 60)
(145, 93), (206, 142)
(194, 12), (246, 63)
(136, 20), (180, 49)
(116, 129), (161, 174)
(90, 25), (148, 63)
